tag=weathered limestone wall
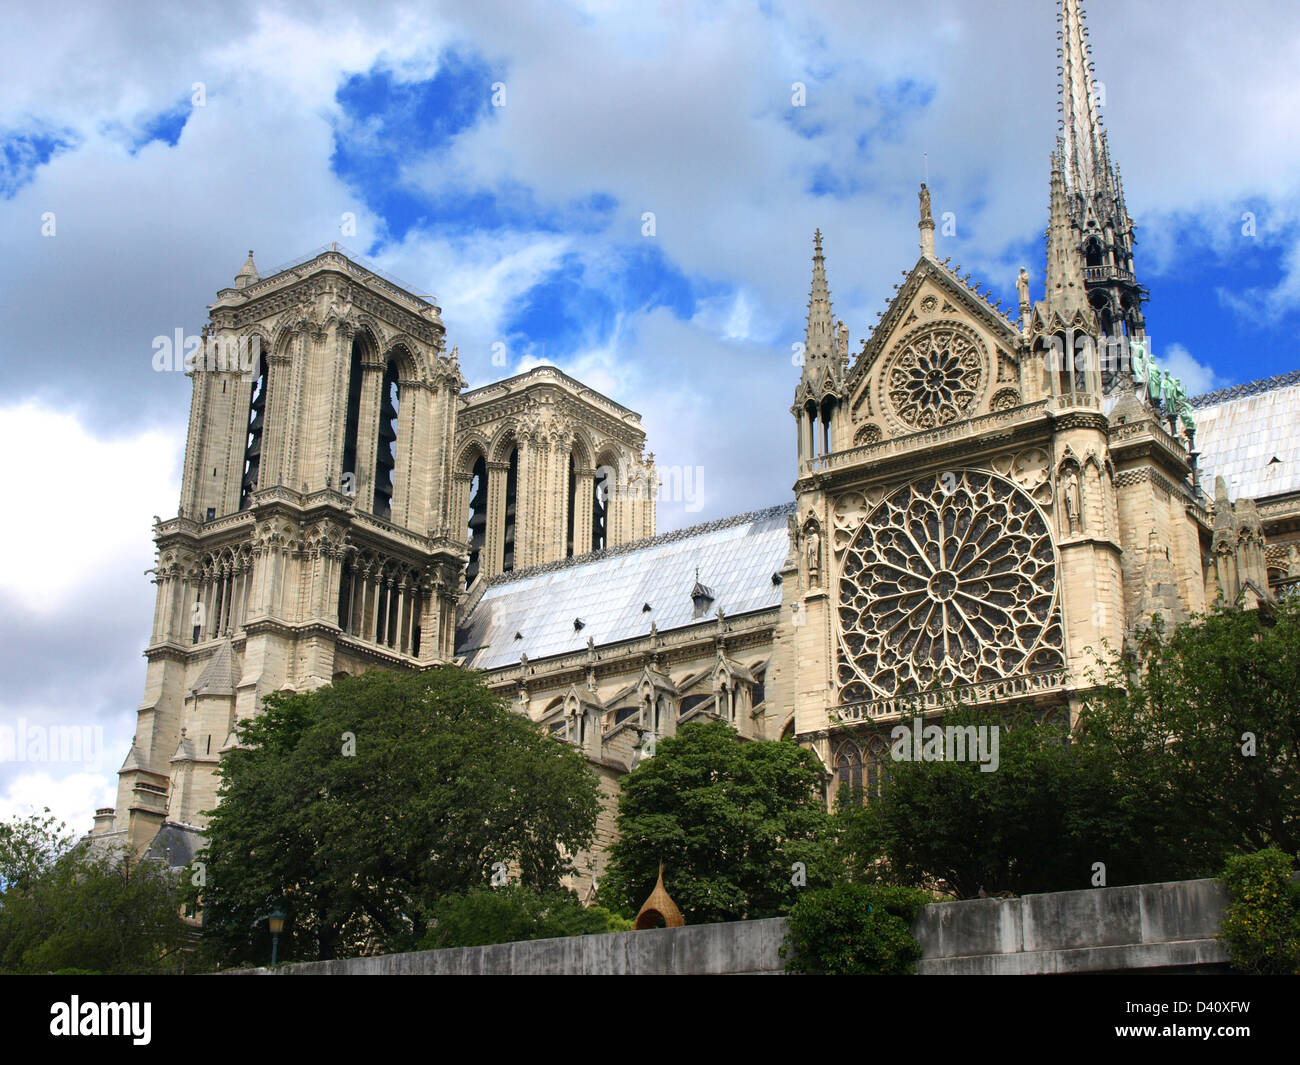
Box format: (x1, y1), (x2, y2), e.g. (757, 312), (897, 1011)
(230, 878), (1232, 976)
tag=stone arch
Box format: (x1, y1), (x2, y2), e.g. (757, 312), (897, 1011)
(454, 435), (490, 475)
(382, 340), (421, 382)
(568, 427), (596, 471)
(488, 423), (518, 464)
(383, 333), (431, 381)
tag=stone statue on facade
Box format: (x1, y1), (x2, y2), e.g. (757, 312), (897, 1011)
(1059, 468), (1082, 535)
(804, 523), (821, 587)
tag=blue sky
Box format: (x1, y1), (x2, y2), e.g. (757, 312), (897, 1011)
(4, 0), (1300, 831)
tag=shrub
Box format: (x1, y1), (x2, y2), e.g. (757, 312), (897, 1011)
(782, 883), (929, 975)
(1218, 847), (1300, 974)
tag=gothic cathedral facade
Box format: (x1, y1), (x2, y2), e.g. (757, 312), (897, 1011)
(93, 1), (1298, 888)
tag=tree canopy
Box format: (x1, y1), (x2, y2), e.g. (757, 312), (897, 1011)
(601, 721), (835, 923)
(0, 812), (188, 974)
(835, 600), (1300, 899)
(192, 666), (601, 965)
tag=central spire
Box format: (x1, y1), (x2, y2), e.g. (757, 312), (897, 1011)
(1058, 0), (1106, 197)
(1052, 0), (1147, 346)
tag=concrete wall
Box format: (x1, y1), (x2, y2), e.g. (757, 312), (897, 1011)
(231, 878), (1231, 976)
(232, 917), (789, 976)
(912, 877), (1229, 975)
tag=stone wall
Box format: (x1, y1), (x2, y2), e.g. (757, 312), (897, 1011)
(230, 877), (1232, 976)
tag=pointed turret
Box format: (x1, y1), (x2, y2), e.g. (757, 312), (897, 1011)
(1054, 0), (1147, 348)
(1029, 154), (1103, 402)
(234, 249), (259, 290)
(803, 229), (837, 367)
(1043, 154), (1095, 327)
(793, 231), (847, 465)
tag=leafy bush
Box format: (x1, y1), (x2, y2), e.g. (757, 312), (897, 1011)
(782, 883), (929, 975)
(421, 886), (632, 949)
(1218, 847), (1300, 974)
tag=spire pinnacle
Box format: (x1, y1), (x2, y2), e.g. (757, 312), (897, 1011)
(804, 230), (836, 365)
(1043, 153), (1095, 327)
(1058, 0), (1105, 196)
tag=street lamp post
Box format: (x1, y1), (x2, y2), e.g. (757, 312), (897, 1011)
(268, 908), (285, 967)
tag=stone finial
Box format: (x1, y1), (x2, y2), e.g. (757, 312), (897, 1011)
(235, 250), (259, 290)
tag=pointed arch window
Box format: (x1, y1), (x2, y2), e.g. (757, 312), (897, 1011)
(864, 736), (889, 799)
(566, 453), (577, 558)
(239, 349), (268, 510)
(341, 337), (364, 494)
(502, 447), (518, 572)
(592, 465), (609, 553)
(834, 742), (863, 806)
(466, 455), (487, 584)
(373, 359), (399, 518)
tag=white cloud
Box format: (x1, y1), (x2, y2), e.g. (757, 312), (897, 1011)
(0, 401), (181, 614)
(1161, 342), (1225, 396)
(0, 770), (117, 842)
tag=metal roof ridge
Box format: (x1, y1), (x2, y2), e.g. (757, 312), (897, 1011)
(1190, 368), (1300, 409)
(484, 501), (796, 587)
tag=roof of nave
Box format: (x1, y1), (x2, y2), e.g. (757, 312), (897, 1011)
(1191, 370), (1300, 501)
(457, 503), (795, 671)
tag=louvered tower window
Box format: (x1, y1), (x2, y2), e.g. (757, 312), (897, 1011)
(239, 351), (268, 510)
(466, 455), (487, 583)
(341, 338), (363, 495)
(373, 359), (399, 518)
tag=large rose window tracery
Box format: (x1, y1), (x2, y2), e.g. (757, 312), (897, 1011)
(882, 323), (985, 430)
(837, 471), (1065, 703)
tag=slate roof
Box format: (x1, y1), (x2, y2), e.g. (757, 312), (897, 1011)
(457, 504), (795, 671)
(1191, 371), (1300, 500)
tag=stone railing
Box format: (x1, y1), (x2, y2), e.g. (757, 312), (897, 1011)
(805, 401), (1050, 477)
(829, 670), (1071, 725)
(1084, 264), (1134, 283)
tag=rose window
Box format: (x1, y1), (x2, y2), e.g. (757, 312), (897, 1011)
(883, 324), (985, 429)
(837, 470), (1065, 703)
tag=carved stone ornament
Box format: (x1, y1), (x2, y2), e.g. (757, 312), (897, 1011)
(880, 321), (987, 431)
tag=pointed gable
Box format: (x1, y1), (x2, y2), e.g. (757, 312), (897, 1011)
(846, 256), (1022, 443)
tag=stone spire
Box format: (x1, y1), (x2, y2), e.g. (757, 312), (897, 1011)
(1058, 0), (1105, 197)
(1042, 153), (1095, 329)
(1054, 0), (1146, 344)
(805, 229), (836, 363)
(800, 230), (844, 397)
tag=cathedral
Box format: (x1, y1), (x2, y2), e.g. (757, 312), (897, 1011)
(91, 0), (1300, 892)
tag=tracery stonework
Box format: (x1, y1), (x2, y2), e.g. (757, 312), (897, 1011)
(836, 470), (1066, 702)
(881, 321), (987, 430)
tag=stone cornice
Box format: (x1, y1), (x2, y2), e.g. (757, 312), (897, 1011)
(460, 365), (640, 423)
(798, 403), (1051, 492)
(212, 248), (442, 328)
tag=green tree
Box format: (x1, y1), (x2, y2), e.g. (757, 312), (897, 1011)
(0, 825), (189, 975)
(421, 885), (632, 949)
(0, 808), (73, 892)
(1077, 600), (1300, 870)
(837, 704), (1159, 898)
(601, 721), (835, 923)
(192, 666), (601, 966)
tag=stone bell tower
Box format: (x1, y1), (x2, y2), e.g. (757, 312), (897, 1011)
(108, 247), (468, 852)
